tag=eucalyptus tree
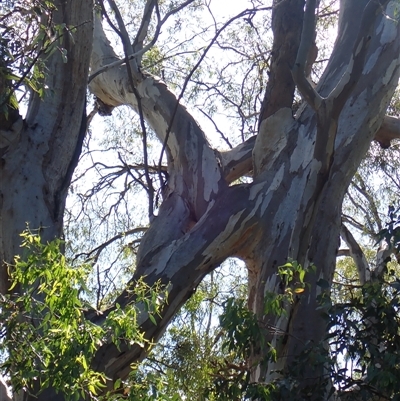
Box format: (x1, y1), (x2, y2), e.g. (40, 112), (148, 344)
(1, 0), (400, 400)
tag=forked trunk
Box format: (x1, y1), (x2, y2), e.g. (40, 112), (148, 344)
(88, 0), (399, 396)
(247, 0), (400, 396)
(1, 0), (399, 400)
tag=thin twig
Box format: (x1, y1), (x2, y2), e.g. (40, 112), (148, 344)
(157, 6), (272, 184)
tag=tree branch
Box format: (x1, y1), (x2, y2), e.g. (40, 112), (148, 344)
(74, 227), (147, 264)
(132, 0), (158, 57)
(216, 114), (400, 183)
(340, 223), (370, 284)
(218, 136), (255, 183)
(90, 0), (202, 83)
(292, 0), (323, 111)
(88, 183), (262, 382)
(259, 0), (304, 122)
(327, 1), (390, 114)
(351, 176), (382, 232)
(375, 116), (400, 148)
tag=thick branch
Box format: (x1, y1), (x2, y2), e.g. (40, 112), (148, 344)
(258, 0), (305, 123)
(327, 0), (391, 119)
(86, 0), (400, 393)
(132, 0), (157, 56)
(90, 15), (226, 219)
(218, 136), (255, 183)
(217, 115), (400, 183)
(89, 183), (262, 382)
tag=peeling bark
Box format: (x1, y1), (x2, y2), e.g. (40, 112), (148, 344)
(248, 0), (400, 393)
(0, 0), (399, 399)
(88, 0), (400, 393)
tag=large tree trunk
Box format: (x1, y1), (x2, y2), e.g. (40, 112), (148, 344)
(248, 0), (400, 395)
(1, 0), (400, 399)
(0, 1), (93, 399)
(89, 0), (400, 395)
(0, 0), (93, 283)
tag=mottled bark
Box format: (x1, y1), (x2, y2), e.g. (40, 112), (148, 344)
(0, 0), (93, 284)
(249, 0), (399, 395)
(0, 0), (399, 399)
(89, 1), (400, 396)
(0, 1), (93, 399)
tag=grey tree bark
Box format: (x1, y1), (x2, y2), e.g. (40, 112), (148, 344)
(1, 0), (400, 400)
(89, 0), (400, 397)
(0, 0), (93, 283)
(0, 0), (93, 399)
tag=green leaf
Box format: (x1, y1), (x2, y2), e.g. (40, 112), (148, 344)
(149, 314), (157, 325)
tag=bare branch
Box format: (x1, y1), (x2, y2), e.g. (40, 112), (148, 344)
(340, 223), (370, 284)
(89, 0), (200, 83)
(292, 0), (323, 111)
(75, 227), (147, 264)
(90, 16), (225, 220)
(103, 1), (156, 219)
(158, 6), (272, 181)
(132, 0), (158, 56)
(352, 175), (383, 232)
(342, 214), (366, 233)
(346, 190), (376, 235)
(89, 47), (150, 83)
(198, 108), (233, 149)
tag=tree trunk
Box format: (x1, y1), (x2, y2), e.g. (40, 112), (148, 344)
(1, 0), (400, 399)
(0, 1), (93, 399)
(0, 0), (93, 282)
(248, 0), (400, 395)
(89, 0), (400, 395)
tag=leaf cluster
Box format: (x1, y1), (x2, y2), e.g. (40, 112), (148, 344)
(0, 231), (167, 400)
(329, 278), (400, 400)
(377, 205), (400, 253)
(204, 263), (400, 400)
(0, 0), (78, 118)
